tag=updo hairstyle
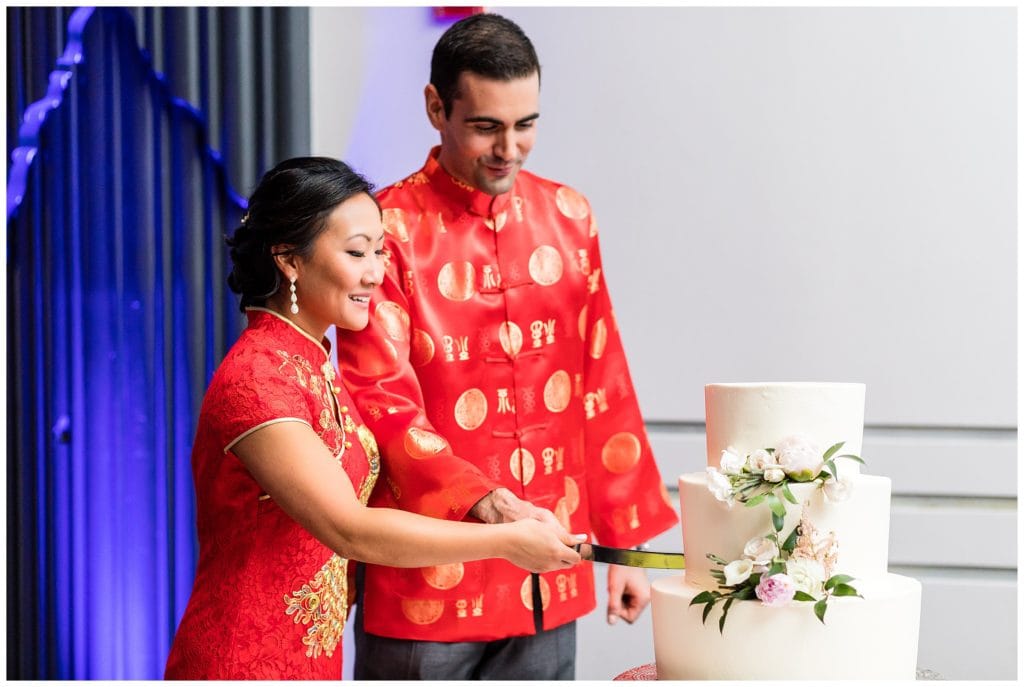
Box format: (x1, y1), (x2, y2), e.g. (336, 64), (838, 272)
(226, 157), (376, 311)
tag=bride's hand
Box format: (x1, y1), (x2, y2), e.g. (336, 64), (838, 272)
(501, 519), (585, 573)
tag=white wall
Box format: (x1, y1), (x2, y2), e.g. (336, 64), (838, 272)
(310, 7), (1017, 681)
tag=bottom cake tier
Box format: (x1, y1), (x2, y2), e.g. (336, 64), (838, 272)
(651, 572), (921, 680)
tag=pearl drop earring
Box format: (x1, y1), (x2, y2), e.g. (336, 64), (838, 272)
(289, 278), (299, 314)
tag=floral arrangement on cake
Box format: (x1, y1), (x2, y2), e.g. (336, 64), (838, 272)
(691, 435), (864, 631)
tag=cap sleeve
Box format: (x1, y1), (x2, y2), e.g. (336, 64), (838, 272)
(205, 347), (316, 454)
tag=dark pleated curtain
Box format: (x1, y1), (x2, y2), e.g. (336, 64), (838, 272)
(6, 6), (310, 679)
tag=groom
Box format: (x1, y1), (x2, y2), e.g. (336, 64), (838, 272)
(338, 12), (677, 680)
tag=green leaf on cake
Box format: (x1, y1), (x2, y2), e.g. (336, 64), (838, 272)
(781, 527), (799, 553)
(822, 460), (837, 480)
(825, 574), (855, 590)
(793, 591), (817, 602)
(744, 492), (768, 508)
(823, 441), (845, 461)
(814, 598), (828, 624)
(781, 482), (799, 504)
(771, 510), (785, 532)
(837, 453), (865, 464)
(766, 492), (785, 514)
(831, 583), (861, 597)
(702, 600), (715, 624)
(691, 591), (716, 606)
(734, 585), (756, 600)
(719, 597), (735, 634)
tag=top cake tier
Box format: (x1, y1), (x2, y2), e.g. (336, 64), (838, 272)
(705, 382), (865, 474)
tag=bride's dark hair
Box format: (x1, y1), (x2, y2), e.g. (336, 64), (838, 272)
(226, 157), (377, 311)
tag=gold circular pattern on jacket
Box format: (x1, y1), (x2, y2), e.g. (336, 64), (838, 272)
(509, 448), (536, 486)
(410, 329), (435, 367)
(555, 186), (590, 220)
(543, 370), (572, 413)
(589, 318), (608, 359)
(421, 563), (464, 590)
(564, 476), (580, 514)
(382, 208), (409, 242)
(601, 432), (642, 474)
(401, 598), (445, 625)
(454, 388), (488, 430)
(375, 301), (410, 342)
(520, 574), (551, 611)
(403, 427), (450, 459)
(437, 261), (476, 301)
(578, 305), (588, 340)
(528, 245), (563, 286)
(498, 321), (523, 358)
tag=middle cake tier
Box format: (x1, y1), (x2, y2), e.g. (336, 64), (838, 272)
(679, 472), (892, 587)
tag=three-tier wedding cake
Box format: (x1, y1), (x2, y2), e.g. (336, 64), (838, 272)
(651, 382), (921, 680)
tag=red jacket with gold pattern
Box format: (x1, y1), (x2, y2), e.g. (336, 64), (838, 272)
(337, 148), (678, 642)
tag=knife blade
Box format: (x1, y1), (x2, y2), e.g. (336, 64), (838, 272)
(575, 543), (686, 569)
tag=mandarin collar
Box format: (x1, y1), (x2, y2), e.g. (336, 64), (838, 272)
(245, 307), (333, 359)
(422, 146), (513, 218)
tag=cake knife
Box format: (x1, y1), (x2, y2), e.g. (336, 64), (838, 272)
(575, 543), (685, 569)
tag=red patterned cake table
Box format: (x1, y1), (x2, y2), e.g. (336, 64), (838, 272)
(613, 663), (657, 680)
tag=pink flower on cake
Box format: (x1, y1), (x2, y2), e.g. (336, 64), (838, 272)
(755, 573), (796, 607)
(774, 434), (823, 482)
(742, 536), (779, 566)
(723, 559), (754, 586)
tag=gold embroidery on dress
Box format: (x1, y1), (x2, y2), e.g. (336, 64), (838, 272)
(344, 414), (358, 435)
(274, 350), (345, 456)
(277, 350), (313, 387)
(283, 554), (349, 659)
(271, 333), (383, 658)
(355, 424), (380, 502)
(309, 373), (323, 399)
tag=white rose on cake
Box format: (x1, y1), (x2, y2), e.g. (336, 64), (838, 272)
(742, 536), (779, 566)
(748, 448), (776, 472)
(706, 467), (734, 504)
(764, 467), (786, 483)
(786, 557), (827, 596)
(719, 448), (745, 475)
(774, 434), (823, 482)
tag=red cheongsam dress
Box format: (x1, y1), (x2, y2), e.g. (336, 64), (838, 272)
(165, 308), (379, 679)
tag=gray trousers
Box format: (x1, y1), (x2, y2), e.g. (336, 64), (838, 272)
(353, 571), (576, 680)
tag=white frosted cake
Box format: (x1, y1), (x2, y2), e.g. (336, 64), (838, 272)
(651, 383), (921, 680)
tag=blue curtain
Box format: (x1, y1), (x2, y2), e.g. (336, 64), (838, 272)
(6, 7), (310, 679)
